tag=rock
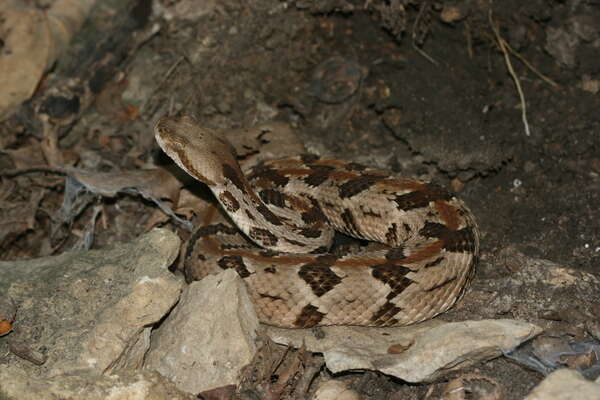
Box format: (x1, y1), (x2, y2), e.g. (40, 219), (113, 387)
(486, 247), (600, 325)
(586, 320), (600, 340)
(544, 13), (600, 69)
(0, 229), (183, 376)
(145, 269), (260, 394)
(0, 365), (195, 400)
(524, 369), (600, 400)
(545, 26), (579, 68)
(156, 0), (219, 21)
(310, 57), (366, 104)
(266, 319), (542, 383)
(439, 4), (469, 24)
(313, 380), (362, 400)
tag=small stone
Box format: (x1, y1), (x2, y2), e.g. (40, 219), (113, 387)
(9, 342), (47, 365)
(524, 160), (536, 173)
(440, 4), (468, 23)
(581, 76), (600, 94)
(586, 320), (600, 340)
(450, 178), (464, 192)
(524, 369), (600, 400)
(545, 26), (579, 68)
(216, 100), (231, 114)
(313, 380), (362, 400)
(590, 158), (600, 174)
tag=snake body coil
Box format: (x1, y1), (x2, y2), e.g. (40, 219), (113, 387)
(155, 115), (480, 328)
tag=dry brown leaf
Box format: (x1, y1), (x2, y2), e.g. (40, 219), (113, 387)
(197, 385), (236, 400)
(144, 208), (172, 231)
(441, 373), (503, 400)
(0, 189), (44, 245)
(176, 188), (210, 220)
(40, 114), (64, 166)
(56, 167), (188, 231)
(65, 168), (182, 202)
(0, 0), (95, 120)
(2, 166), (188, 236)
(2, 140), (46, 169)
(0, 296), (16, 337)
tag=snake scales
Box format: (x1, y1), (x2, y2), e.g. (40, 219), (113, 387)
(155, 115), (480, 328)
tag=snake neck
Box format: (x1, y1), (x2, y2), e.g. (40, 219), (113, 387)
(153, 114), (333, 253)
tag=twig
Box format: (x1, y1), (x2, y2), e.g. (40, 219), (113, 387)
(412, 42), (439, 66)
(489, 9), (531, 136)
(464, 21), (474, 59)
(39, 114), (63, 166)
(1, 165), (68, 177)
(412, 2), (439, 66)
(502, 42), (559, 88)
(140, 55), (184, 114)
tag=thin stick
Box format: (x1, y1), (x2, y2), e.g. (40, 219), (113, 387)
(412, 43), (439, 66)
(489, 9), (531, 136)
(140, 55), (184, 113)
(502, 42), (559, 88)
(464, 21), (474, 59)
(1, 165), (67, 177)
(412, 2), (439, 66)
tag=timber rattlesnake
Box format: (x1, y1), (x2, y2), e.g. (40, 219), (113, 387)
(155, 115), (479, 328)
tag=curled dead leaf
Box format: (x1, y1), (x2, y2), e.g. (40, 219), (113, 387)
(0, 320), (12, 336)
(0, 0), (95, 120)
(442, 373), (503, 400)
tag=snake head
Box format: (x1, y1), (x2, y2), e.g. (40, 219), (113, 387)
(154, 115), (240, 187)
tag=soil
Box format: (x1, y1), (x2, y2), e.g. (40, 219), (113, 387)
(1, 0), (599, 399)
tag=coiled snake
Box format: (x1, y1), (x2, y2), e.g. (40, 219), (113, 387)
(155, 115), (479, 328)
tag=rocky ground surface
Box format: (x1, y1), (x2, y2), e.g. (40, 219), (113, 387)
(1, 0), (599, 399)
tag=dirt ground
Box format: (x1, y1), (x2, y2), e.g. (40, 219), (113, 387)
(1, 0), (599, 399)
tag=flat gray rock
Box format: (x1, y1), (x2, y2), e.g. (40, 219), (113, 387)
(266, 319), (542, 382)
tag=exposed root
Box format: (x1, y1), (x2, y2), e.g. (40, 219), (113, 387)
(489, 8), (531, 136)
